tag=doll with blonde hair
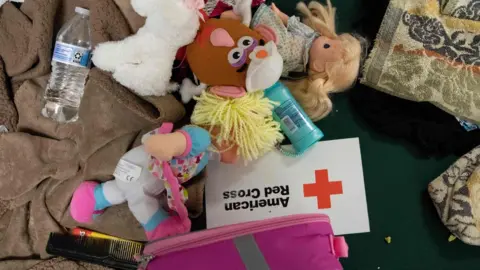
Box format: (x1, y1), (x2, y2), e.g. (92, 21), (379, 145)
(222, 0), (363, 121)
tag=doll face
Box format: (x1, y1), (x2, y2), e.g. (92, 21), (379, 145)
(309, 36), (344, 73)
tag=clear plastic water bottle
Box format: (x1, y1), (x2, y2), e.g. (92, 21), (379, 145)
(42, 7), (92, 123)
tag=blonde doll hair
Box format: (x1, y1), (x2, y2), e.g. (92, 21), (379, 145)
(191, 91), (284, 162)
(285, 0), (362, 122)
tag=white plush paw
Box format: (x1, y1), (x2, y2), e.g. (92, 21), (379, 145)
(92, 42), (122, 72)
(166, 82), (180, 93)
(180, 79), (206, 103)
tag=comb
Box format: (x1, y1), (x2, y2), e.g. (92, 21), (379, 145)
(46, 233), (145, 270)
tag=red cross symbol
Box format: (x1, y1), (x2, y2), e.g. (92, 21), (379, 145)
(303, 170), (343, 209)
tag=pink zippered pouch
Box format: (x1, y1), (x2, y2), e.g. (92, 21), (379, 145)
(139, 214), (348, 270)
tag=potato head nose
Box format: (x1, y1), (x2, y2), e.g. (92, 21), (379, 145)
(246, 41), (283, 92)
(255, 50), (268, 59)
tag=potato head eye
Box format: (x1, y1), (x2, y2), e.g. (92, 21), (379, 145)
(228, 47), (247, 67)
(237, 36), (257, 50)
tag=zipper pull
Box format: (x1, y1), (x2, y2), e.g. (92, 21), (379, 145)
(136, 254), (154, 269)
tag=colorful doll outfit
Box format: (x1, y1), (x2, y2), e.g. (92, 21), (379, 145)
(204, 0), (265, 18)
(70, 123), (210, 240)
(250, 4), (319, 77)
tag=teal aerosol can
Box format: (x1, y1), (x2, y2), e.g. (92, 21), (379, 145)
(264, 82), (324, 156)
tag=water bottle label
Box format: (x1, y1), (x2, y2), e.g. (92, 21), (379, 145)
(52, 42), (91, 68)
(274, 99), (307, 134)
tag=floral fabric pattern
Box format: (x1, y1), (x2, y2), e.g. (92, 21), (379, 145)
(442, 0), (480, 21)
(402, 13), (480, 65)
(362, 0), (480, 124)
(251, 4), (319, 76)
(429, 146), (480, 245)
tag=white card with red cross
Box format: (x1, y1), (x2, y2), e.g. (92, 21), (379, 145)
(205, 138), (370, 235)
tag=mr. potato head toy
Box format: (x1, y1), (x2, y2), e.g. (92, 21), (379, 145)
(182, 13), (284, 164)
(187, 18), (282, 94)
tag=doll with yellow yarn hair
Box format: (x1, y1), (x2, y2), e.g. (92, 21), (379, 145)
(183, 10), (285, 164)
(222, 0), (364, 121)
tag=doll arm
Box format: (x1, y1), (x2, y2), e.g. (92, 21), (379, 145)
(143, 132), (187, 161)
(271, 3), (289, 26)
(177, 126), (211, 158)
(143, 126), (211, 161)
(286, 16), (317, 39)
(271, 4), (316, 39)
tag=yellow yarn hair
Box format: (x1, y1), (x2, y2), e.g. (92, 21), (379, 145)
(192, 91), (284, 162)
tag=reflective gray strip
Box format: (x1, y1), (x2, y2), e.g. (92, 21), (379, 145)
(233, 235), (270, 270)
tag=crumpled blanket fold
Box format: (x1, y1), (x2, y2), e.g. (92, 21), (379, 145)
(0, 0), (205, 269)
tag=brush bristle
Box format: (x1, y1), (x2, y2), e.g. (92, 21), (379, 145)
(46, 233), (144, 270)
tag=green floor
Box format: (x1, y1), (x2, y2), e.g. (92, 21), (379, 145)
(320, 93), (477, 270)
(192, 0), (478, 268)
(269, 0), (478, 269)
(269, 0), (480, 269)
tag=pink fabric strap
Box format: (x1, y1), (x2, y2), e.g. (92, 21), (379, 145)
(333, 236), (349, 258)
(157, 122), (174, 134)
(176, 130), (192, 158)
(162, 162), (189, 222)
(150, 122), (189, 221)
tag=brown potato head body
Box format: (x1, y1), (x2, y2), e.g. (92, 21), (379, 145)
(186, 18), (284, 164)
(186, 18), (282, 97)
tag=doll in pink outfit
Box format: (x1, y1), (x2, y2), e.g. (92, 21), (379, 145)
(70, 124), (211, 240)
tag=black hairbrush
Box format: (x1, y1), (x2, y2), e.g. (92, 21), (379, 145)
(46, 233), (144, 270)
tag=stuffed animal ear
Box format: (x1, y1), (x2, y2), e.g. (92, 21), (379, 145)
(233, 0), (253, 26)
(254, 24), (278, 44)
(183, 0), (205, 10)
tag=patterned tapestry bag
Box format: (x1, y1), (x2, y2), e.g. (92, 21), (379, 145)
(138, 214), (348, 270)
(362, 0), (480, 124)
(440, 0), (480, 20)
(428, 146), (480, 245)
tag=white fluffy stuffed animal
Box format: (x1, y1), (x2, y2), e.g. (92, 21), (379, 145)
(92, 0), (204, 96)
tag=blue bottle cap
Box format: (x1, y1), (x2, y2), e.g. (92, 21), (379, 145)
(292, 127), (324, 154)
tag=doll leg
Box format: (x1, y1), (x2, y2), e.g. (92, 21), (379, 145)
(127, 192), (191, 240)
(70, 180), (126, 223)
(271, 3), (289, 26)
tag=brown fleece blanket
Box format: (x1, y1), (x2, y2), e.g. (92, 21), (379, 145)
(0, 0), (203, 269)
(0, 57), (16, 132)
